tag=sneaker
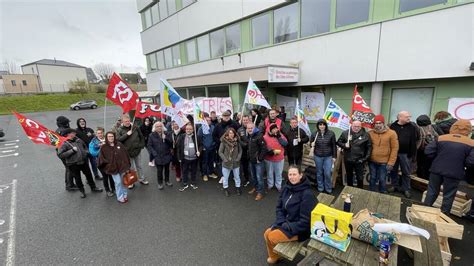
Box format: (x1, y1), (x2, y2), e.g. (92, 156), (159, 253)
(209, 173), (218, 179)
(267, 257), (279, 264)
(128, 184), (135, 189)
(255, 193), (263, 201)
(157, 184), (164, 190)
(219, 177), (223, 184)
(387, 187), (398, 193)
(248, 188), (256, 194)
(236, 187), (242, 196)
(190, 184), (198, 190)
(148, 161), (155, 167)
(106, 191), (114, 197)
(165, 181), (173, 187)
(179, 185), (189, 192)
(80, 191), (87, 198)
(203, 175), (208, 182)
(404, 190), (411, 199)
(95, 175), (103, 180)
(243, 181), (250, 187)
(224, 189), (230, 197)
(91, 187), (103, 193)
(176, 177), (181, 182)
(139, 180), (149, 185)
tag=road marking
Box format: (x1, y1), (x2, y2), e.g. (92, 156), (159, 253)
(13, 164), (17, 168)
(6, 179), (17, 266)
(0, 146), (18, 150)
(1, 150), (16, 154)
(3, 143), (17, 146)
(0, 153), (19, 158)
(0, 140), (19, 144)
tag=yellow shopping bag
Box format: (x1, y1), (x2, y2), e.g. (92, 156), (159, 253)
(310, 203), (353, 252)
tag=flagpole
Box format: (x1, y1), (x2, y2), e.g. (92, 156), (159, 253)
(253, 114), (258, 125)
(296, 99), (300, 139)
(103, 98), (107, 130)
(192, 97), (199, 153)
(131, 100), (140, 129)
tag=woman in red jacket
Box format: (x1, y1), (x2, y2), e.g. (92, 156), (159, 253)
(263, 124), (287, 192)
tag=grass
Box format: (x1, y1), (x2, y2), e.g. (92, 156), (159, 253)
(0, 93), (107, 115)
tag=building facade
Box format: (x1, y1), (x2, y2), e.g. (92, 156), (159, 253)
(21, 59), (88, 93)
(0, 74), (41, 94)
(138, 0), (474, 131)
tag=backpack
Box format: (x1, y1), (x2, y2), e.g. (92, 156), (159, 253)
(419, 126), (438, 150)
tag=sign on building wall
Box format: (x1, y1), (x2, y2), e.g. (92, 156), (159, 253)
(276, 94), (297, 120)
(181, 97), (233, 116)
(448, 98), (474, 125)
(300, 92), (325, 122)
(268, 67), (299, 83)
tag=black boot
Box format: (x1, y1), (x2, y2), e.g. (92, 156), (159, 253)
(80, 190), (86, 198)
(157, 183), (164, 190)
(224, 188), (230, 197)
(91, 187), (103, 193)
(236, 187), (242, 196)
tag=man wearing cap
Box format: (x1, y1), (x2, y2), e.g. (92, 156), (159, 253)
(424, 119), (474, 214)
(213, 110), (240, 179)
(260, 109), (286, 134)
(368, 115), (399, 193)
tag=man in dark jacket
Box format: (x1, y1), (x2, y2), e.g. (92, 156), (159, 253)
(75, 118), (101, 180)
(245, 122), (267, 201)
(198, 116), (216, 182)
(310, 119), (337, 193)
(415, 115), (439, 179)
(424, 119), (474, 214)
(238, 115), (251, 186)
(116, 114), (148, 188)
(337, 120), (371, 189)
(283, 117), (310, 165)
(57, 129), (103, 198)
(213, 111), (239, 178)
(389, 111), (418, 198)
(55, 116), (76, 190)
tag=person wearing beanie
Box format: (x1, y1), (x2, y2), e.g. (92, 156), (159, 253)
(310, 119), (337, 193)
(368, 115), (399, 193)
(424, 119), (474, 214)
(263, 123), (288, 192)
(415, 115), (440, 179)
(55, 116), (77, 191)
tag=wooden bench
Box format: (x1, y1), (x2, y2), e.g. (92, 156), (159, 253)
(273, 193), (336, 262)
(411, 217), (444, 266)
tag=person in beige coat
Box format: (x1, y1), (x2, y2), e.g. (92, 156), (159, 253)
(218, 127), (242, 196)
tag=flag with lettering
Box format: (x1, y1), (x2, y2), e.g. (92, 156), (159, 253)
(193, 98), (209, 132)
(106, 73), (139, 113)
(244, 78), (271, 109)
(13, 112), (66, 148)
(351, 85), (375, 128)
(295, 99), (311, 136)
(323, 98), (350, 130)
(135, 101), (164, 119)
(160, 78), (185, 116)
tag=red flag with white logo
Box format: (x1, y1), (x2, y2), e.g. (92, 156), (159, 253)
(13, 112), (67, 148)
(106, 73), (139, 113)
(351, 85), (375, 128)
(135, 101), (164, 119)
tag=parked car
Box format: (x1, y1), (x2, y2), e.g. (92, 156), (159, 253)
(70, 100), (98, 110)
(0, 128), (4, 138)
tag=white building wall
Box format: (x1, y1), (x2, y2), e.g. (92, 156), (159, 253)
(145, 3), (474, 88)
(32, 65), (87, 92)
(0, 79), (4, 94)
(137, 0), (154, 12)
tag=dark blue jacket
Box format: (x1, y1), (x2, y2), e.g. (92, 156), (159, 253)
(147, 131), (173, 165)
(272, 177), (317, 241)
(198, 124), (216, 150)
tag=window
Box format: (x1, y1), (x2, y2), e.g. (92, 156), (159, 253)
(176, 88), (188, 99)
(157, 50), (165, 70)
(188, 87), (205, 99)
(197, 34), (210, 61)
(142, 8), (152, 29)
(207, 85), (229, 97)
(167, 0), (177, 14)
(390, 88), (434, 122)
(22, 80), (27, 86)
(164, 47), (173, 68)
(171, 44), (181, 66)
(159, 1), (168, 20)
(182, 0), (195, 8)
(225, 23), (241, 54)
(210, 29), (225, 58)
(274, 3), (299, 44)
(336, 0), (370, 27)
(11, 80), (16, 86)
(151, 4), (160, 24)
(251, 13), (270, 48)
(148, 53), (157, 71)
(186, 39), (197, 63)
(301, 0), (331, 37)
(400, 0), (447, 13)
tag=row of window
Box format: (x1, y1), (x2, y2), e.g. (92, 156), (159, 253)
(147, 0), (453, 72)
(11, 80), (28, 86)
(141, 0), (196, 30)
(175, 85), (230, 99)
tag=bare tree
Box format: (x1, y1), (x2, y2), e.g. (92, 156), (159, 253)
(93, 63), (115, 83)
(1, 60), (19, 74)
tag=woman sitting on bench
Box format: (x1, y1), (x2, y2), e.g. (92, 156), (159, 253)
(263, 165), (317, 264)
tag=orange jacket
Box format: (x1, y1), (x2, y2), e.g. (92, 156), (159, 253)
(368, 128), (399, 166)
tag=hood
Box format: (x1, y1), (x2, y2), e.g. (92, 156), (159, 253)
(76, 118), (87, 129)
(56, 116), (70, 128)
(416, 115), (432, 127)
(316, 119), (328, 132)
(286, 176), (311, 192)
(450, 119), (471, 136)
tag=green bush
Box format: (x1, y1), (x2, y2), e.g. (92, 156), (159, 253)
(95, 85), (106, 93)
(68, 88), (88, 94)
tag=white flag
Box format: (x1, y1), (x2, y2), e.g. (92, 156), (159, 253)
(323, 98), (350, 130)
(295, 99), (311, 136)
(169, 109), (189, 128)
(160, 78), (185, 116)
(244, 78), (271, 109)
(193, 98), (209, 132)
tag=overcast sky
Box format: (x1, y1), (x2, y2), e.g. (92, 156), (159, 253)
(0, 0), (146, 74)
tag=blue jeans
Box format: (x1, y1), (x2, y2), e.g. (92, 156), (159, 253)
(222, 167), (241, 189)
(314, 156), (333, 193)
(369, 162), (388, 192)
(88, 154), (99, 177)
(250, 161), (264, 194)
(424, 173), (461, 213)
(201, 148), (215, 176)
(111, 173), (127, 202)
(390, 153), (411, 192)
(265, 160), (284, 190)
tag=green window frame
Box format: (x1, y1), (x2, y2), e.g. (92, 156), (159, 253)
(225, 22), (241, 54)
(335, 0), (372, 29)
(185, 39), (198, 63)
(251, 12), (271, 48)
(273, 2), (299, 44)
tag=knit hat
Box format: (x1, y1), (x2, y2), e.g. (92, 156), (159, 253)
(374, 114), (385, 124)
(269, 123), (278, 132)
(449, 119), (471, 136)
(63, 128), (77, 135)
(222, 111), (231, 117)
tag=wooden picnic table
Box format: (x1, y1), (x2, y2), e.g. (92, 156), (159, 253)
(306, 186), (401, 266)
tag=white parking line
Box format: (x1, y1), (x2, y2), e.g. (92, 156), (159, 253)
(0, 153), (19, 158)
(6, 179), (17, 266)
(1, 150), (16, 154)
(0, 146), (18, 150)
(3, 143), (17, 147)
(0, 140), (19, 144)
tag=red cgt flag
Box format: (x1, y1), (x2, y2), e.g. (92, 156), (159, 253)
(135, 101), (164, 119)
(106, 73), (139, 113)
(13, 112), (67, 148)
(351, 85), (375, 128)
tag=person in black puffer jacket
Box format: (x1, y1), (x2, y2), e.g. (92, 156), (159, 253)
(283, 117), (310, 165)
(76, 118), (101, 180)
(264, 166), (317, 264)
(55, 116), (76, 190)
(433, 111), (458, 135)
(309, 119), (337, 193)
(337, 120), (371, 189)
(140, 117), (154, 166)
(415, 115), (439, 179)
(147, 121), (173, 190)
